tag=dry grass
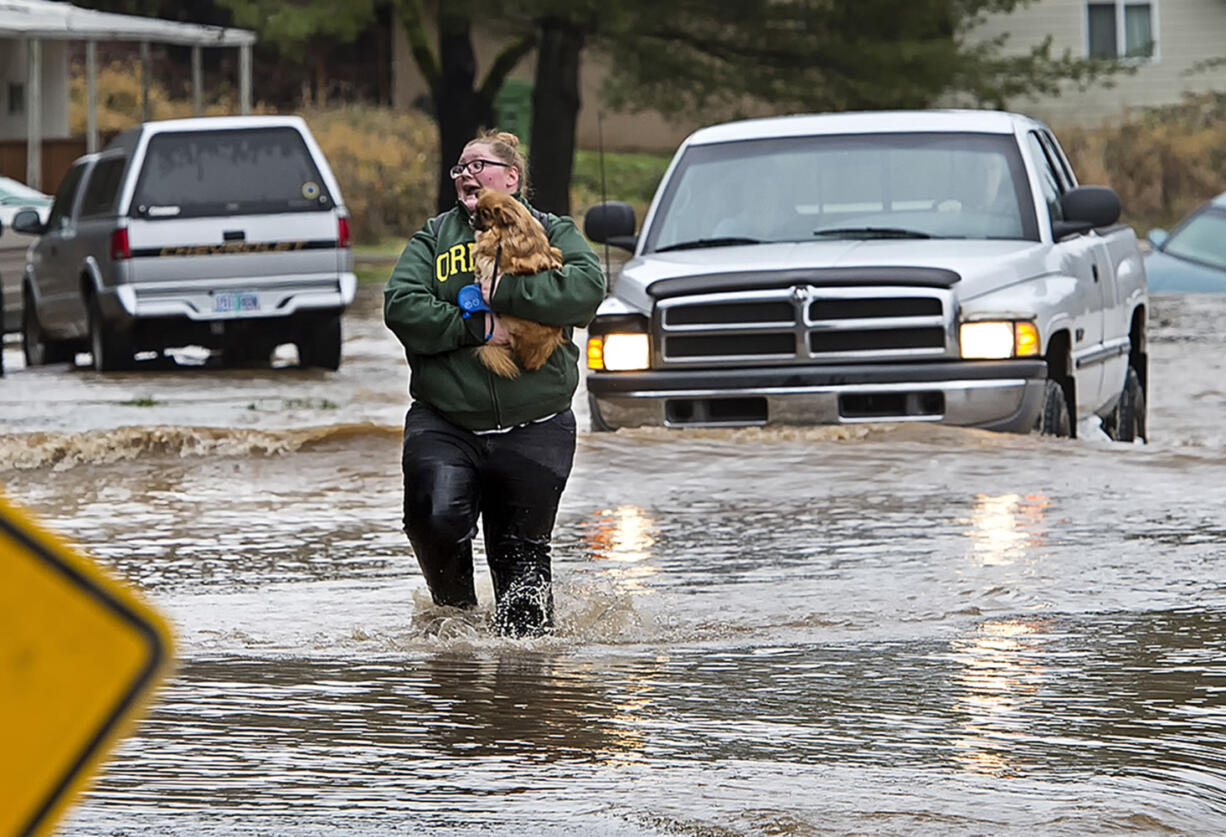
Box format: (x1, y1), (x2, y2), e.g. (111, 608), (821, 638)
(1056, 91), (1226, 232)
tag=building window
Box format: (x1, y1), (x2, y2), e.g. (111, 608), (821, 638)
(7, 83), (23, 115)
(1088, 2), (1155, 59)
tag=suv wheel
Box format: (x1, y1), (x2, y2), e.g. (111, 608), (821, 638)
(297, 313), (341, 370)
(88, 294), (133, 372)
(23, 287), (76, 366)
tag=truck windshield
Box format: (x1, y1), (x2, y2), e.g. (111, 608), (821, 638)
(645, 131), (1038, 252)
(130, 127), (334, 218)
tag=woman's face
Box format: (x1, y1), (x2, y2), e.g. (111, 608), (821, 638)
(453, 142), (520, 212)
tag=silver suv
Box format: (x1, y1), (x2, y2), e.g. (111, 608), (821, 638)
(13, 115), (356, 371)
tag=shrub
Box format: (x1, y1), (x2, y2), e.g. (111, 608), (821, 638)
(1057, 91), (1226, 233)
(69, 62), (435, 244)
(571, 148), (671, 225)
(68, 59), (270, 133)
(300, 105), (438, 244)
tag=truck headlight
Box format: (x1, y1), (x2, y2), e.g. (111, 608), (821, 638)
(586, 313), (650, 371)
(588, 333), (649, 371)
(960, 321), (1039, 359)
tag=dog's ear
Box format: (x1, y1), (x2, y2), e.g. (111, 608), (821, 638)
(494, 198), (524, 229)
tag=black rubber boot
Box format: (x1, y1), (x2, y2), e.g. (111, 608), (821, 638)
(409, 537), (478, 609)
(488, 541), (554, 638)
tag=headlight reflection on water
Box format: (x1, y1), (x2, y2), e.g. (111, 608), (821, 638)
(965, 492), (1051, 566)
(580, 505), (659, 590)
(950, 618), (1053, 776)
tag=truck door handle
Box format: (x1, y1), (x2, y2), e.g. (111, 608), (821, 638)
(1091, 264), (1099, 282)
(223, 230), (246, 242)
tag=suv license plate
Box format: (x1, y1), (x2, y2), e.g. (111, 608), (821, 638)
(215, 292), (260, 313)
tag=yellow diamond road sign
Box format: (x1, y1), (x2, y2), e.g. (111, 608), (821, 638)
(0, 493), (174, 837)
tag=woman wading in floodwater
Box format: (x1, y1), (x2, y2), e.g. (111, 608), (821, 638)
(383, 130), (604, 636)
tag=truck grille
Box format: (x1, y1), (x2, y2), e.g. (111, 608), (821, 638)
(656, 286), (954, 367)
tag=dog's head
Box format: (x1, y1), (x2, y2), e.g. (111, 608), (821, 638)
(471, 189), (532, 233)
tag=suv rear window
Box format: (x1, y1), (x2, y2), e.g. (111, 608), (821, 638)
(80, 156), (127, 218)
(130, 127), (334, 219)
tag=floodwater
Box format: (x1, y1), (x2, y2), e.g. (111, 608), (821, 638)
(3, 285), (1226, 835)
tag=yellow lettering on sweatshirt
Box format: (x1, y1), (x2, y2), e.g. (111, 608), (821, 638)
(435, 242), (474, 282)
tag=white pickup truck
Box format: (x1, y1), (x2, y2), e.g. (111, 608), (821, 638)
(583, 110), (1148, 441)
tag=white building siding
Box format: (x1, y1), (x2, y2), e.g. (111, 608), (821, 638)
(971, 0), (1226, 126)
(0, 38), (69, 140)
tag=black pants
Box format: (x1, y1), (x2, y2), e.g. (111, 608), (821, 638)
(400, 404), (576, 624)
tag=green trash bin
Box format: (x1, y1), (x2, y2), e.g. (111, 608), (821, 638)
(494, 79), (533, 140)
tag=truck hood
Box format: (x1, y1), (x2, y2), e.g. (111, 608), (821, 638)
(609, 239), (1049, 311)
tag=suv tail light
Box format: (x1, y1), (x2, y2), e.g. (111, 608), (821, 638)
(109, 228), (131, 261)
(337, 217), (351, 249)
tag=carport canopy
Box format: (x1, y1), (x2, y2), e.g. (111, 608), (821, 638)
(0, 0), (257, 189)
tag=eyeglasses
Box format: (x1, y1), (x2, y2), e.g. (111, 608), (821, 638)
(449, 159), (512, 179)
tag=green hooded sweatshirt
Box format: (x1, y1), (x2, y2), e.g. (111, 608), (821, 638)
(383, 197), (606, 432)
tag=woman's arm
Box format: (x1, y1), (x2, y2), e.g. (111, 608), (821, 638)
(488, 215), (606, 328)
(383, 224), (486, 356)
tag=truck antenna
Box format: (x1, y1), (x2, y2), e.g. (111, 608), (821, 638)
(597, 110), (611, 288)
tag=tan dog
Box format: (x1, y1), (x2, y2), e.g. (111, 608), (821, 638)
(471, 190), (565, 378)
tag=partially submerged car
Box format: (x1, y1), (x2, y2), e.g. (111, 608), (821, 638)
(13, 115), (355, 371)
(0, 175), (53, 335)
(1144, 191), (1226, 292)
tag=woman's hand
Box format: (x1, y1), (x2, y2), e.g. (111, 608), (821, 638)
(485, 312), (510, 345)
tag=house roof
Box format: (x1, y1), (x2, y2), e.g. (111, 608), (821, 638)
(0, 0), (255, 47)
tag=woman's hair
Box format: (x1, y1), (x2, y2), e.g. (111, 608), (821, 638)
(468, 129), (531, 196)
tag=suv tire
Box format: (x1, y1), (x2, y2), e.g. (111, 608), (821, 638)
(88, 294), (133, 372)
(23, 287), (77, 366)
(297, 313), (341, 370)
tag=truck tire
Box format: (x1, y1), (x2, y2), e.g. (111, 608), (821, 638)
(23, 288), (77, 366)
(297, 313), (342, 370)
(1107, 365), (1146, 443)
(88, 294), (133, 372)
(1036, 378), (1072, 437)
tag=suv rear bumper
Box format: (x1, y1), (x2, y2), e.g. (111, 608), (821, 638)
(587, 359), (1048, 433)
(101, 273), (358, 321)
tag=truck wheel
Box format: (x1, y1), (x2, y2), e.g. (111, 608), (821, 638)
(88, 294), (133, 372)
(1107, 365), (1146, 443)
(23, 288), (76, 366)
(297, 313), (341, 370)
(1036, 378), (1071, 437)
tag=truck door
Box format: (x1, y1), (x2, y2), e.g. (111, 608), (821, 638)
(1025, 132), (1105, 415)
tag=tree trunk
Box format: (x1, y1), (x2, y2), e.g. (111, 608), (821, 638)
(433, 13), (493, 213)
(314, 60), (327, 108)
(529, 18), (585, 217)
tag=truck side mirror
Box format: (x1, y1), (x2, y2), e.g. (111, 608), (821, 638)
(11, 208), (47, 235)
(584, 201), (638, 252)
(1062, 186), (1121, 229)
